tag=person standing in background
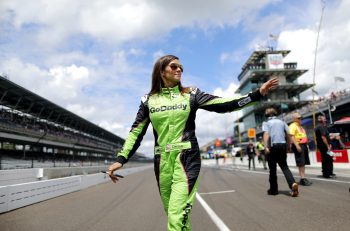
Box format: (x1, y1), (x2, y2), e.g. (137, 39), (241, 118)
(256, 137), (267, 170)
(329, 133), (345, 150)
(263, 107), (299, 197)
(289, 112), (312, 186)
(315, 115), (336, 178)
(215, 151), (220, 165)
(246, 140), (256, 170)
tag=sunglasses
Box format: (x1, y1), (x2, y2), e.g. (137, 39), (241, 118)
(168, 63), (183, 72)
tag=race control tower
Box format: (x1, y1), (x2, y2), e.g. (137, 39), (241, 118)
(234, 49), (314, 140)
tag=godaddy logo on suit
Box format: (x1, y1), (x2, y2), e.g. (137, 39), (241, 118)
(150, 104), (187, 113)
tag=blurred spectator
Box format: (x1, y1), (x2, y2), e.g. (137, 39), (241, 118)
(330, 133), (345, 150)
(256, 138), (267, 170)
(246, 140), (256, 170)
(315, 115), (336, 178)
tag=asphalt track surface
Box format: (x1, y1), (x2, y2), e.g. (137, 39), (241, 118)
(1, 163), (350, 231)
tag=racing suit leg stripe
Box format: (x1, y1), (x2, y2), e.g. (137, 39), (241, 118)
(154, 154), (161, 192)
(179, 149), (201, 195)
(167, 152), (200, 231)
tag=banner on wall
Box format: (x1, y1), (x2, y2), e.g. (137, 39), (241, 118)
(316, 150), (349, 163)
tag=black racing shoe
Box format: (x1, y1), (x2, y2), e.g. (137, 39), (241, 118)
(300, 178), (312, 186)
(267, 189), (279, 195)
(305, 178), (313, 184)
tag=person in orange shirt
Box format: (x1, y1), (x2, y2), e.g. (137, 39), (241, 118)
(289, 112), (312, 186)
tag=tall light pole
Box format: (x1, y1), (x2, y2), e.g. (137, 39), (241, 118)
(312, 89), (334, 123)
(312, 0), (326, 150)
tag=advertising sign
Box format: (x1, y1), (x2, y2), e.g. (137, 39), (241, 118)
(266, 54), (284, 69)
(215, 139), (222, 147)
(316, 150), (349, 163)
(247, 128), (256, 138)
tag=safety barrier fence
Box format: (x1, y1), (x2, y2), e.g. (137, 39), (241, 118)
(0, 168), (42, 186)
(0, 165), (151, 213)
(208, 150), (350, 169)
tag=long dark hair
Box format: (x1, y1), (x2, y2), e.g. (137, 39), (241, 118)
(149, 54), (186, 95)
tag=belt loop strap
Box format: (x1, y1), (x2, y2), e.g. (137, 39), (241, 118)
(154, 141), (191, 154)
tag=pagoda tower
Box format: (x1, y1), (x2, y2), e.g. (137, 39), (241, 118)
(234, 49), (314, 140)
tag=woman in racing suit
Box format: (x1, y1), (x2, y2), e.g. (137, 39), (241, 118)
(108, 54), (278, 231)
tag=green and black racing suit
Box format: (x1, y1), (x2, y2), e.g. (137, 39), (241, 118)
(115, 86), (263, 231)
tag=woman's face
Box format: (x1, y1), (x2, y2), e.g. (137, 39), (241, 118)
(161, 59), (183, 87)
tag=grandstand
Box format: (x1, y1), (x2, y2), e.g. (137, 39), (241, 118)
(0, 76), (142, 170)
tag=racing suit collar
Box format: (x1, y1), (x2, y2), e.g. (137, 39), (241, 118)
(161, 85), (180, 94)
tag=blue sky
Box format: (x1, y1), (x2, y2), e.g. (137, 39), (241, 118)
(0, 0), (349, 156)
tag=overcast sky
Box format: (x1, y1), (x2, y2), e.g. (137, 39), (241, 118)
(0, 0), (349, 157)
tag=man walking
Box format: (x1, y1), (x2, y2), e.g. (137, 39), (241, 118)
(315, 115), (335, 178)
(289, 112), (312, 186)
(263, 107), (299, 197)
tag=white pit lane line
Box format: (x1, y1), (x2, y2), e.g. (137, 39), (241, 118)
(196, 191), (233, 231)
(199, 190), (236, 195)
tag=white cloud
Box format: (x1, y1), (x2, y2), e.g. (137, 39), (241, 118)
(196, 83), (244, 147)
(278, 29), (315, 70)
(213, 83), (241, 97)
(98, 121), (129, 138)
(0, 57), (130, 136)
(66, 104), (96, 119)
(79, 2), (159, 43)
(0, 58), (47, 92)
(0, 58), (89, 103)
(47, 65), (90, 99)
(44, 52), (99, 67)
(277, 2), (350, 97)
(0, 0), (276, 48)
(220, 51), (245, 64)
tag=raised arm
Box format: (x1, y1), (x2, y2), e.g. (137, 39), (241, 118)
(195, 77), (278, 113)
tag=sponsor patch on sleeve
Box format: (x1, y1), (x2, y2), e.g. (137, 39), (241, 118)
(141, 94), (149, 103)
(238, 97), (252, 107)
